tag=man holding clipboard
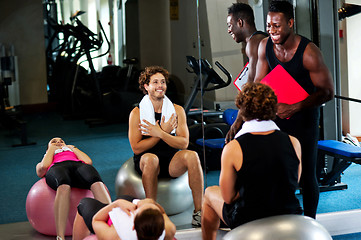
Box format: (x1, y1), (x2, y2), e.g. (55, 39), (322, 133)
(255, 1), (334, 219)
(226, 3), (268, 140)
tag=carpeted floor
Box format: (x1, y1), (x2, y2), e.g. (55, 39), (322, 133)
(0, 111), (132, 224)
(1, 111), (361, 239)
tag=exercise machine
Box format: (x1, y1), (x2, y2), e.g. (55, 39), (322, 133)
(46, 11), (143, 125)
(184, 55), (232, 123)
(45, 10), (108, 118)
(0, 46), (35, 147)
(184, 56), (233, 171)
(317, 95), (361, 192)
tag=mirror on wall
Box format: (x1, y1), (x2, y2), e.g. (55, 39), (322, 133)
(4, 0), (360, 234)
(41, 0), (213, 230)
(40, 0), (352, 229)
(198, 0), (361, 221)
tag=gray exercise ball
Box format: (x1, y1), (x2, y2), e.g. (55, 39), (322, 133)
(223, 215), (332, 240)
(115, 158), (193, 215)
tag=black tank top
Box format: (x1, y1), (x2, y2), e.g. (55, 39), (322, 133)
(266, 36), (315, 95)
(249, 31), (268, 39)
(265, 35), (319, 136)
(234, 131), (302, 217)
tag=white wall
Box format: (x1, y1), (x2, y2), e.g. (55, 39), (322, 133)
(205, 0), (241, 103)
(339, 16), (350, 135)
(0, 0), (47, 105)
(346, 7), (361, 136)
(169, 0), (207, 106)
(138, 0), (171, 69)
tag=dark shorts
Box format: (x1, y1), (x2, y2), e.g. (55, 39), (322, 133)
(222, 201), (303, 229)
(133, 150), (178, 179)
(77, 195), (135, 233)
(45, 161), (103, 190)
(222, 201), (248, 229)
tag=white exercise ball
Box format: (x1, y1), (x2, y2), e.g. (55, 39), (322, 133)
(223, 214), (332, 240)
(115, 158), (193, 215)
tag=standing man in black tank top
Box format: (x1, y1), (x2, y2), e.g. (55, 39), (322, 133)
(254, 0), (334, 218)
(128, 66), (204, 227)
(225, 3), (268, 142)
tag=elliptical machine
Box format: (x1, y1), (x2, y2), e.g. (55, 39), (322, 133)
(46, 10), (109, 119)
(46, 11), (143, 125)
(184, 56), (232, 122)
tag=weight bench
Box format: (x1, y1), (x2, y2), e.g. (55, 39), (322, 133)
(195, 109), (237, 171)
(196, 138), (225, 149)
(317, 140), (361, 191)
(195, 138), (225, 171)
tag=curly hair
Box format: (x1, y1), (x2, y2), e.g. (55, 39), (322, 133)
(235, 82), (278, 121)
(134, 208), (165, 240)
(138, 66), (169, 94)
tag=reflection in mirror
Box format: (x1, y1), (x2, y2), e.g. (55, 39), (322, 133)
(192, 1), (249, 201)
(2, 0), (361, 237)
(42, 0), (207, 231)
(199, 0), (361, 226)
(42, 0), (242, 231)
(40, 0), (261, 231)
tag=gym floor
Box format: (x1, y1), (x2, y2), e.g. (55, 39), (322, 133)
(0, 209), (213, 240)
(1, 111), (361, 240)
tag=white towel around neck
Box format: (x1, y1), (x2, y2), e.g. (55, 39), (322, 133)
(234, 119), (280, 139)
(54, 146), (73, 155)
(139, 94), (176, 134)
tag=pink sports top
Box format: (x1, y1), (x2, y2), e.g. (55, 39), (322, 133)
(48, 149), (84, 169)
(107, 217), (112, 226)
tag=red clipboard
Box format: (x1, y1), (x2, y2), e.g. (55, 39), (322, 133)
(261, 64), (309, 104)
(233, 62), (249, 91)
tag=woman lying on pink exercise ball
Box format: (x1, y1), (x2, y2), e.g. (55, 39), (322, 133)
(36, 137), (111, 240)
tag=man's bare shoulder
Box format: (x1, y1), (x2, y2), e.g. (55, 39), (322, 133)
(253, 37), (269, 50)
(259, 36), (269, 45)
(249, 36), (268, 56)
(247, 35), (268, 57)
(131, 106), (140, 113)
(304, 41), (322, 56)
(250, 33), (268, 44)
(173, 104), (185, 114)
(129, 106), (140, 118)
(303, 42), (325, 70)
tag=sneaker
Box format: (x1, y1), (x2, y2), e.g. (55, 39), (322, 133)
(343, 133), (361, 147)
(192, 210), (201, 227)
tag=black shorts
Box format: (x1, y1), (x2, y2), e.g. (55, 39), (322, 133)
(133, 151), (178, 179)
(222, 201), (304, 229)
(77, 195), (135, 233)
(222, 201), (249, 229)
(45, 161), (103, 190)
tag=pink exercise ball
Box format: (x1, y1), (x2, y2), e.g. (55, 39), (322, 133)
(82, 235), (177, 240)
(83, 234), (178, 240)
(83, 234), (98, 240)
(26, 178), (94, 236)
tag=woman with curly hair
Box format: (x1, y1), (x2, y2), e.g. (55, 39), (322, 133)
(129, 65), (203, 227)
(201, 83), (303, 240)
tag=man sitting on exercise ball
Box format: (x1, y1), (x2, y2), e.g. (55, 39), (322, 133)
(128, 66), (204, 227)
